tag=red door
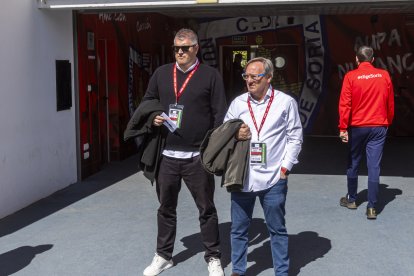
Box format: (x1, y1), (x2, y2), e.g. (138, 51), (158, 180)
(80, 38), (117, 178)
(97, 39), (109, 165)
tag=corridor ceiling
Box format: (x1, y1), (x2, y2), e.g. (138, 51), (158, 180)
(39, 0), (414, 17)
(156, 2), (414, 18)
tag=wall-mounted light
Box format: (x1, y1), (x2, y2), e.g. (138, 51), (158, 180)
(274, 56), (286, 69)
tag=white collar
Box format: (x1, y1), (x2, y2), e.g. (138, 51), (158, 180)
(249, 85), (273, 104)
(175, 59), (199, 73)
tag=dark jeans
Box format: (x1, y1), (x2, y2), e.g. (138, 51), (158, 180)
(347, 127), (387, 208)
(156, 155), (221, 262)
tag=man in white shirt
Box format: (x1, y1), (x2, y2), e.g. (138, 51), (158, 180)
(224, 57), (303, 276)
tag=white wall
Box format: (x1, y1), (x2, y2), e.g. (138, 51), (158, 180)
(0, 1), (77, 218)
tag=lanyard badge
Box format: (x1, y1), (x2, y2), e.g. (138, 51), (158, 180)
(250, 142), (267, 165)
(169, 104), (184, 128)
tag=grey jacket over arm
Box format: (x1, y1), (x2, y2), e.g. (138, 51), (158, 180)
(200, 119), (249, 192)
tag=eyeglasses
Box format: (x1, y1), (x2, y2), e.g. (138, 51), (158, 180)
(172, 44), (197, 53)
(241, 73), (266, 81)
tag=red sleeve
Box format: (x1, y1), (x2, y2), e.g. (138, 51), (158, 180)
(338, 73), (352, 131)
(387, 74), (395, 125)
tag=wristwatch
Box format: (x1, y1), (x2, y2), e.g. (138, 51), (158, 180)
(281, 167), (290, 176)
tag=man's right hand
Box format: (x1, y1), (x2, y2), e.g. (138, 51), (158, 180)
(153, 115), (165, 127)
(339, 130), (348, 143)
(236, 123), (251, 141)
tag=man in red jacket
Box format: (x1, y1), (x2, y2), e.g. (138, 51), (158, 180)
(338, 45), (394, 219)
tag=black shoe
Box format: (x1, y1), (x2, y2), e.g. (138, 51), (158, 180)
(366, 208), (377, 219)
(340, 196), (357, 209)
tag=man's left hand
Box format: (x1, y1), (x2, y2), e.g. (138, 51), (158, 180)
(236, 124), (251, 141)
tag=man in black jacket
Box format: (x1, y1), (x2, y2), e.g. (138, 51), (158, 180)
(142, 28), (227, 276)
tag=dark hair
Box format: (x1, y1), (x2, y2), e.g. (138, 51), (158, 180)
(356, 46), (374, 63)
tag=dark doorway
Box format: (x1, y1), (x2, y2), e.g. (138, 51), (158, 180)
(221, 44), (301, 103)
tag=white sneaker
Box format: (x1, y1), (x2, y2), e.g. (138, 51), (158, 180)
(208, 257), (224, 276)
(143, 253), (173, 276)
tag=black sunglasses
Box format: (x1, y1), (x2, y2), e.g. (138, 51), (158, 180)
(172, 44), (197, 53)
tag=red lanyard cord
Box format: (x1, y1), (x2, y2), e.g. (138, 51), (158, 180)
(173, 62), (200, 104)
(247, 88), (274, 141)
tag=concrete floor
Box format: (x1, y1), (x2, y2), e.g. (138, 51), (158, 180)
(0, 137), (413, 276)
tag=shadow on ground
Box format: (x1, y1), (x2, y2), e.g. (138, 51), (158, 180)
(2, 136), (410, 238)
(294, 136), (414, 177)
(355, 183), (403, 214)
(0, 244), (53, 275)
(0, 155), (140, 237)
(174, 218), (331, 275)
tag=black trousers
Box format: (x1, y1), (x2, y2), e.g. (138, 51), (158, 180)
(155, 155), (221, 262)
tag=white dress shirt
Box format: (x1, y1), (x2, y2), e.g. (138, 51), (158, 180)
(224, 86), (303, 192)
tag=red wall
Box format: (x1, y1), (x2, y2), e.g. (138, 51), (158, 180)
(77, 12), (176, 177)
(76, 12), (414, 177)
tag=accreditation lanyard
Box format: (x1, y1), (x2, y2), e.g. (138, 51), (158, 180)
(173, 62), (200, 104)
(247, 88), (274, 141)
